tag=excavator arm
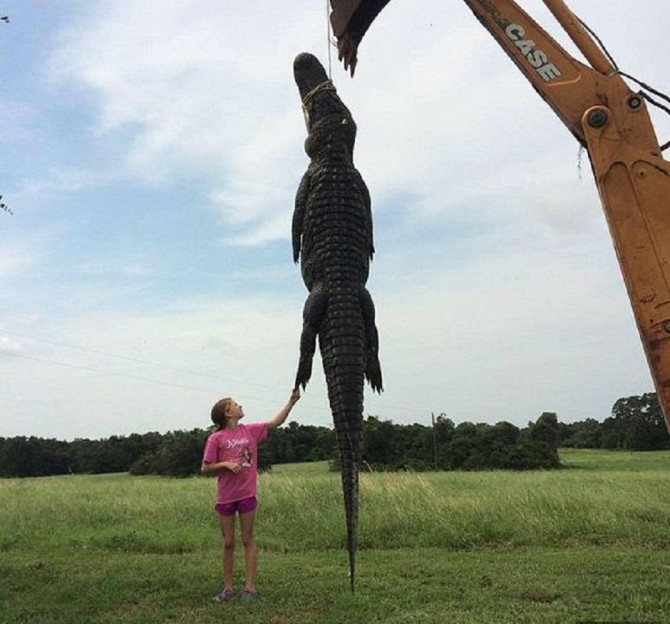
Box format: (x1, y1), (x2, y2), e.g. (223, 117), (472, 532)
(329, 0), (670, 432)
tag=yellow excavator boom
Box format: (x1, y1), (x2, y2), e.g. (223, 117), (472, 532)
(328, 0), (670, 432)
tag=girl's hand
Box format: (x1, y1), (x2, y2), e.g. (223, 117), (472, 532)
(289, 388), (301, 407)
(223, 461), (242, 474)
(267, 390), (301, 429)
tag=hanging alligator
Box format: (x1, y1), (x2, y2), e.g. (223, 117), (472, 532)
(292, 51), (383, 591)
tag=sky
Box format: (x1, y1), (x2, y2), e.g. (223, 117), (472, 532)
(1, 1), (669, 441)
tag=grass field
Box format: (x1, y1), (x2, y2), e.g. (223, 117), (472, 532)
(1, 449), (669, 623)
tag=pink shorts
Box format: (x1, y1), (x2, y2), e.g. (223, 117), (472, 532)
(215, 496), (257, 517)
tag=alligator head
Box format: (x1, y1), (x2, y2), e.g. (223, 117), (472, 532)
(293, 52), (357, 159)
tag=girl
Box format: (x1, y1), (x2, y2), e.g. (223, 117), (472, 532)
(201, 389), (301, 601)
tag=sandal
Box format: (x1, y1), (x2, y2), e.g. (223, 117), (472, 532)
(240, 589), (259, 600)
(213, 588), (236, 602)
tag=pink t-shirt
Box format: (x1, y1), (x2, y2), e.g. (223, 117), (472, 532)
(202, 423), (268, 505)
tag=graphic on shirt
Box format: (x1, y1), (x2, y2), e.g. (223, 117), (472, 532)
(223, 435), (254, 468)
(239, 446), (252, 468)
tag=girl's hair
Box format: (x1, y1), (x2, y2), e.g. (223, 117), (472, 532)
(211, 397), (233, 430)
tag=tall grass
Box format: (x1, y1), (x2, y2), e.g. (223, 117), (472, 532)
(2, 449), (668, 556)
(273, 449), (670, 550)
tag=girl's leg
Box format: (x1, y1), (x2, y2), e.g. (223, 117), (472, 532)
(218, 513), (236, 590)
(239, 509), (258, 592)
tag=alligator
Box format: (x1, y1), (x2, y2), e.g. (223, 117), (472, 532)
(292, 52), (383, 592)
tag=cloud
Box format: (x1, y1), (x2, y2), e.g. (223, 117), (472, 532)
(0, 97), (38, 145)
(76, 252), (156, 279)
(45, 0), (653, 254)
(0, 223), (651, 440)
(0, 242), (40, 281)
(0, 290), (308, 438)
(13, 167), (102, 204)
(49, 1), (323, 244)
(364, 233), (651, 425)
(0, 335), (22, 357)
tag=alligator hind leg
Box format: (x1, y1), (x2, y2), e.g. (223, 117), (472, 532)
(359, 286), (383, 393)
(295, 284), (328, 390)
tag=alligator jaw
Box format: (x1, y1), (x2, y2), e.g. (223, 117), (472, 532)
(293, 52), (329, 101)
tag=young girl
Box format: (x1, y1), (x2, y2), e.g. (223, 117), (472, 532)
(201, 389), (301, 601)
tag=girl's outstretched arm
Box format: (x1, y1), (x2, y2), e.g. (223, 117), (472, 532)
(266, 389), (301, 430)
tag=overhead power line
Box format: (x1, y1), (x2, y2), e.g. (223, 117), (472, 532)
(0, 328), (278, 392)
(0, 328), (445, 420)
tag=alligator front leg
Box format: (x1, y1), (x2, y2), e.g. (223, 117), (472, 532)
(353, 169), (375, 260)
(295, 284), (327, 390)
(292, 170), (310, 264)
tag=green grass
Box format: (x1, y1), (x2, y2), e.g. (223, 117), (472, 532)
(1, 449), (670, 623)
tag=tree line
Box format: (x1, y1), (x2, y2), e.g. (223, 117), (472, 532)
(1, 392), (667, 478)
(559, 392), (670, 451)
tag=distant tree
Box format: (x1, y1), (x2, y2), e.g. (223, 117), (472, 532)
(443, 422), (482, 470)
(143, 430), (207, 477)
(561, 418), (603, 448)
(505, 438), (561, 470)
(482, 421), (521, 468)
(265, 425), (298, 464)
(400, 422), (434, 469)
(283, 422), (335, 463)
(611, 393), (670, 451)
(0, 436), (71, 477)
(431, 414), (455, 469)
(77, 436), (135, 474)
(599, 415), (624, 449)
(529, 412), (560, 464)
(362, 416), (397, 467)
(310, 425), (337, 461)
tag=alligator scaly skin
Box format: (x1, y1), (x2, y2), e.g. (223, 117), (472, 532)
(292, 52), (383, 591)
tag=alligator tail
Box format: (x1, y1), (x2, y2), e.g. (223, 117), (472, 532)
(337, 426), (360, 594)
(294, 283), (382, 590)
(319, 285), (366, 592)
